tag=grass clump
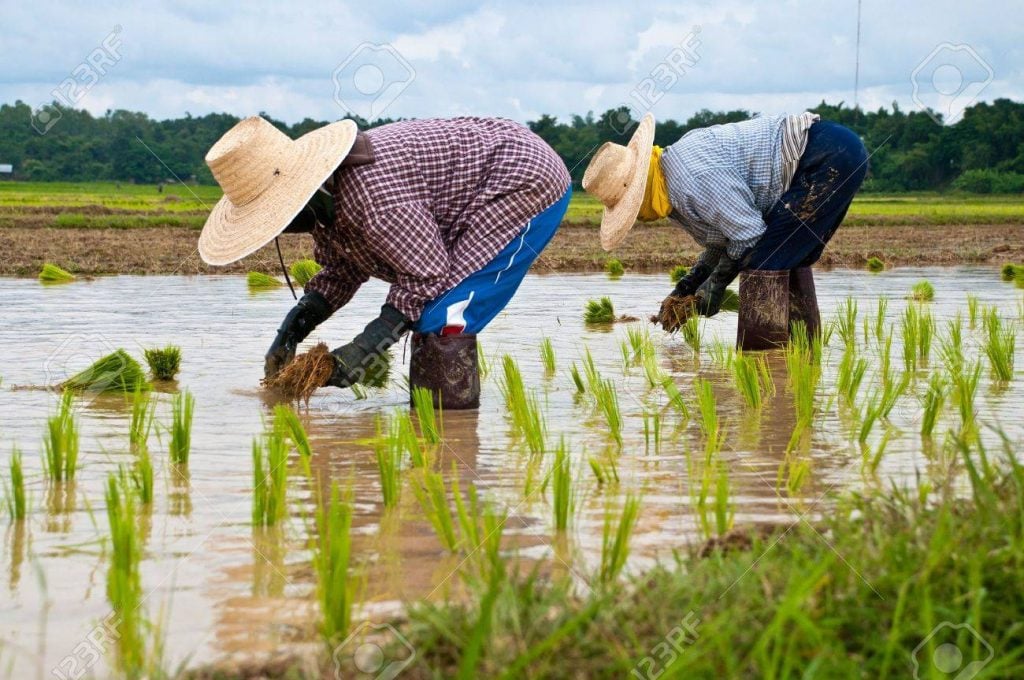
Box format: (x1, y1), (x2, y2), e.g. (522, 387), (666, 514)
(909, 279), (935, 302)
(584, 296), (616, 324)
(865, 256), (885, 272)
(168, 389), (195, 466)
(669, 265), (689, 283)
(43, 391), (79, 482)
(605, 259), (625, 278)
(252, 431), (289, 527)
(315, 482), (354, 643)
(246, 271), (282, 290)
(4, 449), (26, 521)
(62, 349), (150, 393)
(1000, 262), (1018, 281)
(290, 258), (322, 287)
(38, 262), (75, 283)
(143, 345), (181, 380)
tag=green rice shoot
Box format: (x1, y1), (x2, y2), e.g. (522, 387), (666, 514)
(104, 474), (145, 675)
(866, 256), (885, 272)
(605, 259), (625, 277)
(252, 431), (289, 527)
(289, 258), (322, 287)
(909, 280), (935, 302)
(374, 416), (403, 509)
(584, 297), (615, 324)
(43, 390), (79, 482)
(413, 469), (458, 552)
(412, 386), (442, 444)
(39, 262), (75, 283)
(4, 448), (26, 521)
(62, 349), (150, 393)
(247, 271), (283, 289)
(669, 265), (689, 283)
(129, 385), (154, 451)
(599, 494), (641, 584)
(551, 438), (574, 532)
(273, 404), (313, 475)
(143, 345), (182, 381)
(920, 372), (947, 437)
(539, 337), (556, 374)
(982, 309), (1016, 382)
(168, 389), (195, 466)
(1000, 262), (1018, 281)
(315, 482), (354, 643)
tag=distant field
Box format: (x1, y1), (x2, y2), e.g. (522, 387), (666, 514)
(0, 181), (1022, 228)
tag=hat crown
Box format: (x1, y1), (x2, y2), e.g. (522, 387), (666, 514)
(206, 117), (293, 207)
(582, 142), (636, 209)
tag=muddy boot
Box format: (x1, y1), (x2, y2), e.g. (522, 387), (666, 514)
(788, 267), (821, 343)
(409, 333), (480, 410)
(736, 270), (790, 350)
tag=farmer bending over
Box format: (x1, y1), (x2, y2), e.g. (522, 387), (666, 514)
(198, 116), (570, 397)
(583, 112), (867, 330)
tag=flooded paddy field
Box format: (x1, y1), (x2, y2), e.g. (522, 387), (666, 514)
(0, 267), (1021, 677)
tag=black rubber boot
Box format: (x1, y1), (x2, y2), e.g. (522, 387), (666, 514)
(409, 333), (480, 410)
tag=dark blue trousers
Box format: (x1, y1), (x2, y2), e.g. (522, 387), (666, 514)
(748, 121), (868, 270)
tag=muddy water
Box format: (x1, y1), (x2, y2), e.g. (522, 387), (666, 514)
(0, 268), (1021, 675)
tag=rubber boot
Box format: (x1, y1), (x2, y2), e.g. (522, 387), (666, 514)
(409, 333), (480, 410)
(788, 267), (821, 343)
(736, 270), (791, 350)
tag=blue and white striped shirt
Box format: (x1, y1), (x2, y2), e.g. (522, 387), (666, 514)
(660, 113), (818, 259)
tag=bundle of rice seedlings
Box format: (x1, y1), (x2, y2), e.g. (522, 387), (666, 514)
(605, 259), (625, 278)
(866, 257), (885, 272)
(247, 271), (283, 290)
(263, 343), (334, 403)
(61, 349), (150, 393)
(651, 295), (696, 333)
(39, 263), (75, 284)
(669, 265), (689, 284)
(289, 259), (322, 287)
(360, 349), (392, 389)
(143, 345), (181, 381)
(1000, 263), (1017, 281)
(909, 280), (935, 302)
(584, 297), (616, 324)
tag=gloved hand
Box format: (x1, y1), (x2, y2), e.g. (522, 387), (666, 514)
(327, 304), (411, 388)
(694, 253), (746, 317)
(264, 291), (332, 379)
(670, 249), (721, 298)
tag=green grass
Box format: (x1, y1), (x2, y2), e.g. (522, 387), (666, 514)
(599, 494), (642, 585)
(246, 271), (282, 290)
(909, 280), (935, 302)
(669, 265), (689, 283)
(168, 389), (195, 466)
(584, 297), (616, 324)
(104, 474), (145, 676)
(143, 345), (181, 381)
(315, 482), (354, 643)
(43, 391), (79, 482)
(38, 262), (75, 283)
(604, 259), (624, 277)
(4, 448), (26, 521)
(289, 258), (322, 287)
(866, 256), (885, 272)
(62, 349), (150, 393)
(252, 431), (289, 527)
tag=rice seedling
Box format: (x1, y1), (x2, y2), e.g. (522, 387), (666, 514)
(836, 346), (867, 403)
(681, 314), (702, 352)
(477, 341), (491, 380)
(642, 352), (666, 388)
(625, 325), (655, 365)
(273, 404), (312, 475)
(939, 315), (965, 373)
(550, 439), (574, 532)
(128, 441), (154, 506)
(873, 297), (888, 344)
(539, 337), (556, 374)
(412, 386), (442, 444)
(374, 418), (403, 509)
(592, 378), (623, 447)
(1001, 262), (1018, 281)
(866, 256), (885, 272)
(605, 258), (625, 277)
(669, 265), (689, 283)
(967, 294), (980, 328)
(581, 347), (601, 388)
(952, 360), (982, 438)
(785, 334), (820, 429)
(862, 428), (894, 475)
(4, 449), (26, 521)
(62, 349), (150, 393)
(289, 258), (322, 287)
(43, 390), (78, 482)
(708, 342), (735, 369)
(642, 409), (662, 453)
(246, 271), (282, 289)
(315, 481), (354, 642)
(104, 474), (144, 675)
(584, 296), (616, 324)
(732, 351), (773, 409)
(909, 280), (935, 302)
(694, 378), (719, 444)
(413, 469), (459, 552)
(781, 451), (812, 495)
(128, 385), (154, 451)
(836, 298), (858, 349)
(982, 308), (1016, 382)
(920, 372), (947, 437)
(252, 431), (288, 527)
(39, 262), (76, 283)
(599, 494), (641, 584)
(569, 363), (586, 394)
(143, 345), (182, 380)
(879, 372), (911, 419)
(168, 389), (195, 465)
(391, 410), (427, 468)
(588, 454), (620, 486)
(661, 378), (690, 420)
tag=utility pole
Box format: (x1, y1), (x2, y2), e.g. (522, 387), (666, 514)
(854, 0), (862, 112)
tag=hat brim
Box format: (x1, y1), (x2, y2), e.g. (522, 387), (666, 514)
(198, 119), (358, 266)
(598, 113), (656, 251)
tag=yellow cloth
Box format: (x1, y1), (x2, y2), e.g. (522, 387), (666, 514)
(638, 145), (671, 222)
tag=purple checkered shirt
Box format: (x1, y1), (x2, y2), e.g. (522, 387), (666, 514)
(305, 117), (571, 321)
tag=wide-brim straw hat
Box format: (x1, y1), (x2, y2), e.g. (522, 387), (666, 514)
(198, 116), (358, 265)
(581, 112), (656, 251)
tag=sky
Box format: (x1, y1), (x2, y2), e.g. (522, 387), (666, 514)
(2, 0), (1022, 126)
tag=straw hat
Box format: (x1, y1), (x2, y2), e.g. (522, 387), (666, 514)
(582, 112), (656, 251)
(198, 116), (358, 265)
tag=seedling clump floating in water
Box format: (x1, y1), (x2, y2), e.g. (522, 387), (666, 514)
(61, 349), (150, 393)
(246, 271), (283, 290)
(143, 345), (182, 380)
(605, 258), (625, 278)
(866, 257), (885, 272)
(38, 262), (75, 283)
(909, 280), (935, 302)
(669, 265), (689, 283)
(289, 258), (322, 287)
(584, 296), (616, 324)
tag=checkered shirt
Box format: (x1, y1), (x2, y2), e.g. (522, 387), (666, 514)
(305, 117), (571, 320)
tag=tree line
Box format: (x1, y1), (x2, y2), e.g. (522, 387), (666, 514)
(2, 98), (1023, 193)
